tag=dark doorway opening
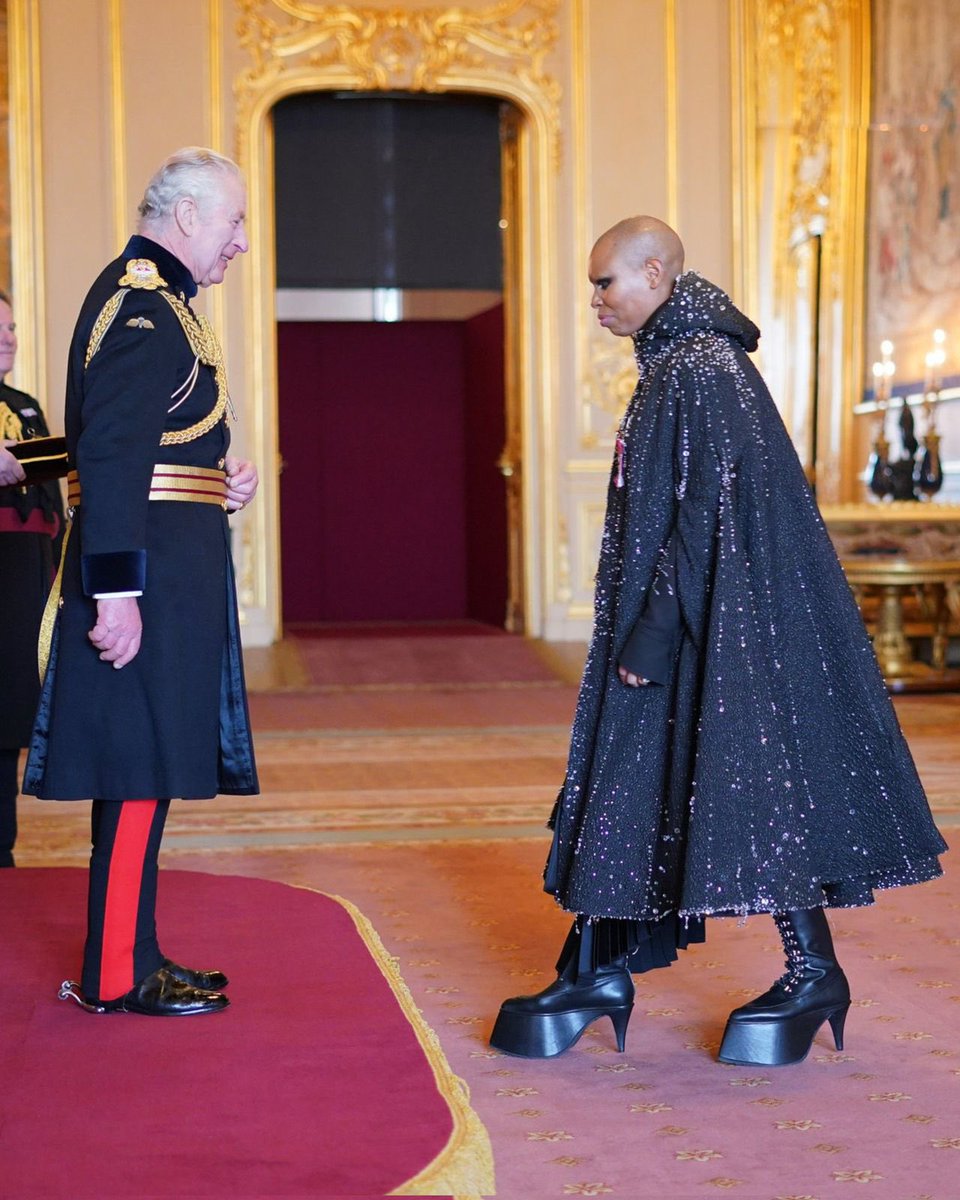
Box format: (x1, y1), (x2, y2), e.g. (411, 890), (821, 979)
(273, 92), (510, 628)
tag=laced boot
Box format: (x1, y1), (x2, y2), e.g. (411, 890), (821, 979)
(718, 907), (850, 1066)
(490, 923), (634, 1058)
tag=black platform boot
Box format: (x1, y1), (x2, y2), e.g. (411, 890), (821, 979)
(490, 919), (635, 1058)
(718, 907), (850, 1067)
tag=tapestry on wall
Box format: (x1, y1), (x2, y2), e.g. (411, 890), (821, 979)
(866, 0), (960, 399)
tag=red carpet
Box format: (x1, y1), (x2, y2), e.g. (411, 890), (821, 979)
(292, 631), (559, 688)
(287, 621), (506, 639)
(248, 684), (576, 731)
(0, 868), (493, 1197)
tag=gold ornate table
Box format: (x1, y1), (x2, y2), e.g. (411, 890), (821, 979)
(820, 504), (960, 692)
(839, 557), (960, 692)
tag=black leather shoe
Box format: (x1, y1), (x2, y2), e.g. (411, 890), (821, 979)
(490, 966), (634, 1057)
(58, 968), (229, 1015)
(162, 957), (229, 991)
(110, 967), (229, 1015)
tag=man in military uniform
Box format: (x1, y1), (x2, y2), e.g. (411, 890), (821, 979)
(23, 148), (260, 1016)
(0, 291), (65, 868)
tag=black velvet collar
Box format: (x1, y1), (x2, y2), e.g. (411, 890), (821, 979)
(122, 234), (198, 301)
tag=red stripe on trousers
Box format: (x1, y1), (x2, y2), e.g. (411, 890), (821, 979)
(98, 800), (158, 1001)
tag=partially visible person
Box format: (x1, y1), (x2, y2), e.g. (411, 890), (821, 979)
(22, 148), (259, 1015)
(0, 291), (64, 867)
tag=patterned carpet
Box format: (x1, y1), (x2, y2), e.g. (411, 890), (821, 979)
(12, 633), (960, 1198)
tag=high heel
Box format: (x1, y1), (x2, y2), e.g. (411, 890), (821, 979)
(490, 966), (635, 1058)
(828, 1003), (849, 1051)
(718, 907), (851, 1067)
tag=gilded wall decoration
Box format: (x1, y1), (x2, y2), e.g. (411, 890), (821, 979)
(234, 0), (563, 637)
(0, 1), (9, 293)
(235, 0), (561, 163)
(757, 0), (841, 253)
(579, 342), (636, 450)
(734, 0), (870, 502)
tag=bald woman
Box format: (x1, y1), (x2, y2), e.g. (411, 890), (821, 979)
(490, 217), (945, 1067)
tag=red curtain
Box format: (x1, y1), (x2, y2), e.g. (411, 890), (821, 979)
(277, 315), (506, 625)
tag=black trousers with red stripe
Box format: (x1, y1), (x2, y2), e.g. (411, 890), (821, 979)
(82, 798), (170, 1004)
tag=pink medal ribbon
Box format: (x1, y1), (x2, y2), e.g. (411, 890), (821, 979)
(615, 433), (626, 489)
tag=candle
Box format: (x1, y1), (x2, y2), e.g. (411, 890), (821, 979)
(873, 361), (887, 404)
(875, 340), (895, 404)
(925, 329), (947, 395)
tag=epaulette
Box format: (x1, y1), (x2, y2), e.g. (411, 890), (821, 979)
(117, 258), (168, 290)
(83, 264), (231, 446)
(85, 260), (171, 366)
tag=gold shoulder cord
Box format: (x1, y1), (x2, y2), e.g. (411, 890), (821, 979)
(42, 265), (232, 680)
(84, 290), (129, 368)
(82, 258), (230, 447)
(156, 290), (229, 446)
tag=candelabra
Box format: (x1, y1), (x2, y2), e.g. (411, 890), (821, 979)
(867, 335), (944, 502)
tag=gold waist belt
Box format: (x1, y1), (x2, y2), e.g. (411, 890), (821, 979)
(67, 463), (228, 509)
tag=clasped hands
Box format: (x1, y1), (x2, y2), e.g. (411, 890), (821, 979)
(89, 457), (260, 668)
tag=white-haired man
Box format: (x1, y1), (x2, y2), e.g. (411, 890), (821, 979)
(23, 148), (260, 1016)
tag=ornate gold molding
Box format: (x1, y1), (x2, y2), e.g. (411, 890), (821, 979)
(6, 0), (45, 403)
(235, 0), (561, 164)
(207, 1), (228, 350)
(108, 0), (127, 253)
(578, 342), (636, 450)
(233, 0), (563, 638)
(756, 1), (841, 255)
(733, 0), (871, 503)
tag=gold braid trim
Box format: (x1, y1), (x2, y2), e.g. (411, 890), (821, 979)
(82, 286), (230, 446)
(38, 522), (70, 680)
(0, 400), (24, 442)
(84, 290), (128, 368)
(316, 889), (496, 1198)
(157, 290), (229, 446)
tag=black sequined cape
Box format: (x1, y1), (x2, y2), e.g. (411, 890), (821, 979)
(547, 273), (946, 921)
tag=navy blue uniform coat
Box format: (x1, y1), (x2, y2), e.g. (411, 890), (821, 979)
(23, 237), (258, 801)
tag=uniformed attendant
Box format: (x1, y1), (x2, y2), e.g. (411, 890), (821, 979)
(22, 148), (260, 1016)
(0, 292), (65, 867)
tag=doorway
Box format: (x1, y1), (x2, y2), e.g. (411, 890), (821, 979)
(272, 92), (519, 630)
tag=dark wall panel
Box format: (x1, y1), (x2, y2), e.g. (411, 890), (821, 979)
(273, 93), (503, 290)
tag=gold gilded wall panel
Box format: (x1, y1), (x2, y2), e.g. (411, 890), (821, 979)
(7, 0), (739, 643)
(0, 1), (9, 293)
(5, 0), (45, 403)
(732, 0), (870, 502)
